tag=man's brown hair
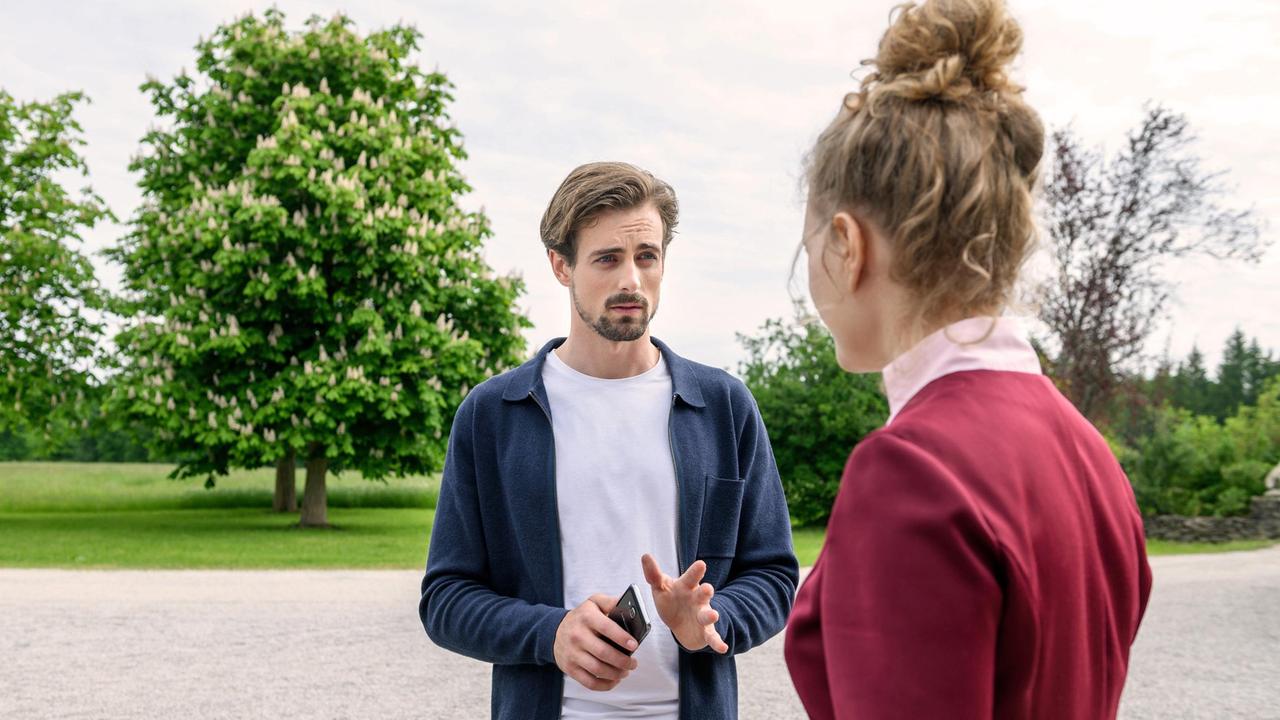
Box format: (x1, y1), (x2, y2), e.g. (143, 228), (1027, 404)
(540, 162), (679, 265)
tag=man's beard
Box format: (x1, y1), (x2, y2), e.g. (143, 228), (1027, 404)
(572, 287), (657, 342)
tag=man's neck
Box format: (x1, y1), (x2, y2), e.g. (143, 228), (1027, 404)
(553, 328), (661, 380)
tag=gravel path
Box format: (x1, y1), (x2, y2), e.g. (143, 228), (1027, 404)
(2, 545), (1277, 719)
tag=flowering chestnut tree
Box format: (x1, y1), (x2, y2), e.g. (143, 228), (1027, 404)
(107, 10), (529, 526)
(0, 90), (112, 441)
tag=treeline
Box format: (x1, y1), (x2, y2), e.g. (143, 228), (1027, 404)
(0, 380), (166, 462)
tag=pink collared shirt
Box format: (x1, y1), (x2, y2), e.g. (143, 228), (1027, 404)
(882, 316), (1043, 425)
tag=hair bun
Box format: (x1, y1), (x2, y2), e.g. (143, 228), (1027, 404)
(866, 0), (1024, 104)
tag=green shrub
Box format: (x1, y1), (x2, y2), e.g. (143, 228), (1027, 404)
(1124, 377), (1280, 517)
(737, 307), (887, 527)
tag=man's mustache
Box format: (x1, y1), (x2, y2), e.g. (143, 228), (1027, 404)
(605, 293), (649, 309)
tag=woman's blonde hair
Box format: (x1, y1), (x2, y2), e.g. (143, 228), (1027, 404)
(807, 0), (1043, 329)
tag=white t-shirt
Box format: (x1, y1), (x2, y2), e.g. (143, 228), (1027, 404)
(542, 349), (681, 720)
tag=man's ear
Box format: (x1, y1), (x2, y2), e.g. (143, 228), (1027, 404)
(831, 211), (868, 294)
(548, 248), (573, 288)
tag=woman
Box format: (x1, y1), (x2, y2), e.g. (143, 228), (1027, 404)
(782, 1), (1152, 718)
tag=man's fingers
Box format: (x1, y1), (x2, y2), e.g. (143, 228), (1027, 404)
(577, 651), (628, 682)
(585, 633), (638, 671)
(705, 626), (729, 654)
(679, 560), (707, 588)
(698, 607), (719, 626)
(641, 553), (665, 589)
(587, 593), (619, 615)
(569, 665), (619, 692)
(587, 611), (640, 656)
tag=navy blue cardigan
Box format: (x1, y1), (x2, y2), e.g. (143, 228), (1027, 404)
(419, 337), (799, 719)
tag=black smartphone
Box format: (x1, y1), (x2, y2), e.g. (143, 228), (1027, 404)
(604, 584), (652, 656)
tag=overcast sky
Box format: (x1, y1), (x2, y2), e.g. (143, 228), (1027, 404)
(3, 0), (1277, 374)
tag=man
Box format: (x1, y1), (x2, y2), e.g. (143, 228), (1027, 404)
(419, 162), (798, 719)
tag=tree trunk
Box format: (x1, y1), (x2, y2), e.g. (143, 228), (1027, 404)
(300, 444), (328, 527)
(272, 450), (297, 513)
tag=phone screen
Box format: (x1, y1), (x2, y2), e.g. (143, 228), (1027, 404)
(605, 584), (652, 656)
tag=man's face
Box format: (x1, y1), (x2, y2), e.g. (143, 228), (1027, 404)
(552, 203), (664, 342)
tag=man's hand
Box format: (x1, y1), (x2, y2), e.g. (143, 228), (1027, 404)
(553, 594), (640, 692)
(642, 554), (729, 654)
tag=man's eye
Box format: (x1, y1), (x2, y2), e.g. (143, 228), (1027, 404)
(640, 252), (658, 261)
(596, 255), (616, 264)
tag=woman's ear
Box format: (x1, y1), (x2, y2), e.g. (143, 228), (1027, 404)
(548, 248), (573, 288)
(831, 211), (867, 293)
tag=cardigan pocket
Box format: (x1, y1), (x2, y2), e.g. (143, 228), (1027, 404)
(698, 475), (746, 559)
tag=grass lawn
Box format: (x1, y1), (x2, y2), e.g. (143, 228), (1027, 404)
(0, 463), (1273, 569)
(1143, 538), (1276, 555)
(0, 461), (438, 512)
(0, 507), (433, 569)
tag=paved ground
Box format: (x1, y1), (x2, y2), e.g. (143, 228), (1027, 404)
(2, 545), (1277, 719)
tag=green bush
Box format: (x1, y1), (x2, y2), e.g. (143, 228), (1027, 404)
(737, 307), (887, 527)
(1124, 377), (1280, 517)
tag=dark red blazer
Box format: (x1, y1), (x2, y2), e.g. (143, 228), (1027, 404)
(785, 370), (1152, 719)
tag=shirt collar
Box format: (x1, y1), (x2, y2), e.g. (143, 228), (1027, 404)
(501, 336), (705, 408)
(882, 316), (1042, 424)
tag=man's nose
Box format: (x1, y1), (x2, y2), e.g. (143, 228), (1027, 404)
(619, 259), (642, 293)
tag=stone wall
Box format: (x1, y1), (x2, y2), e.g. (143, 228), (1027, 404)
(1144, 492), (1280, 543)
